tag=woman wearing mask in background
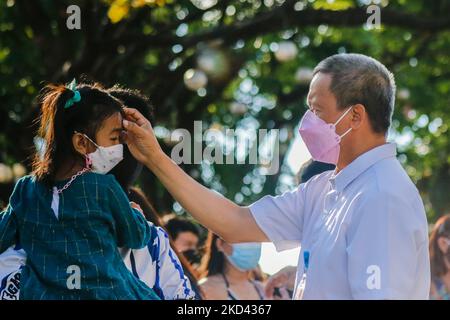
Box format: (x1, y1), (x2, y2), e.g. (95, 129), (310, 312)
(198, 232), (265, 300)
(165, 217), (203, 272)
(429, 214), (450, 300)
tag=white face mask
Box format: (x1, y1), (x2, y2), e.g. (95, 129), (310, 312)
(83, 134), (123, 174)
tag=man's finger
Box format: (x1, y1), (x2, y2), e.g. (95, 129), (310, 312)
(123, 107), (142, 120)
(123, 119), (145, 136)
(124, 107), (149, 127)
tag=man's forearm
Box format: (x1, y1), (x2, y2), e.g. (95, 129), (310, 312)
(144, 151), (267, 243)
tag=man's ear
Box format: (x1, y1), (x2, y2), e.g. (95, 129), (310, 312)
(72, 132), (90, 156)
(350, 104), (366, 130)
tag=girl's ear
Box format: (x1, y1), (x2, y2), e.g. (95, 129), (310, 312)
(72, 132), (90, 155)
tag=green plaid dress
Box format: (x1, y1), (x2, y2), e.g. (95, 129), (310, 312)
(0, 173), (160, 300)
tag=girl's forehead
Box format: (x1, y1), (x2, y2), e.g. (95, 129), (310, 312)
(109, 112), (123, 122)
(102, 112), (124, 129)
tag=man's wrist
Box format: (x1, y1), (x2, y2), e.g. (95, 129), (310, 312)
(144, 148), (168, 171)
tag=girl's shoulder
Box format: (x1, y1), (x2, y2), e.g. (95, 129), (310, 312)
(4, 175), (37, 207)
(78, 172), (120, 188)
(12, 175), (36, 192)
(9, 174), (120, 201)
(76, 173), (128, 203)
(16, 175), (34, 185)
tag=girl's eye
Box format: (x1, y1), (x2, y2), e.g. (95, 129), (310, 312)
(110, 137), (119, 142)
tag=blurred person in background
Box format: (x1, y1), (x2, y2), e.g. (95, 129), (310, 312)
(429, 214), (450, 300)
(198, 232), (265, 300)
(165, 217), (202, 269)
(297, 159), (335, 184)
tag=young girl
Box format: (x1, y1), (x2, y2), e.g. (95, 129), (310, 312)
(0, 80), (160, 300)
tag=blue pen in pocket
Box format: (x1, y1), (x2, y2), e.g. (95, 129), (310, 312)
(294, 250), (310, 300)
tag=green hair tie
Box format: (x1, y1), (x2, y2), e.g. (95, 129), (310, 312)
(64, 79), (81, 109)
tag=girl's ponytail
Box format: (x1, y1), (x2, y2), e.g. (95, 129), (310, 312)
(33, 84), (78, 183)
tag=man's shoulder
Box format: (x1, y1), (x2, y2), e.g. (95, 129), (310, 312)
(356, 159), (426, 222)
(370, 157), (420, 197)
(300, 169), (334, 190)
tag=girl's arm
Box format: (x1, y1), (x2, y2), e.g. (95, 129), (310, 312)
(0, 179), (23, 254)
(106, 175), (152, 249)
(0, 209), (17, 254)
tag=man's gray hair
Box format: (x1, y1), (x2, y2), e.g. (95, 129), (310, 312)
(313, 53), (396, 134)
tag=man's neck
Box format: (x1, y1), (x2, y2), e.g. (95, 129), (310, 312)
(335, 136), (387, 173)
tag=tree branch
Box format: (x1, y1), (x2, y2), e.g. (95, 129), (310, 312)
(119, 5), (450, 50)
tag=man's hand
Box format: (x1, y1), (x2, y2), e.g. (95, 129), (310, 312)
(264, 266), (297, 299)
(122, 107), (162, 166)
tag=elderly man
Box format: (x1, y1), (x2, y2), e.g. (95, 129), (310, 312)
(123, 53), (430, 300)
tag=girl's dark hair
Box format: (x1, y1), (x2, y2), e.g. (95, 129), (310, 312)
(107, 86), (153, 122)
(199, 232), (225, 277)
(107, 87), (153, 191)
(429, 214), (450, 278)
(32, 81), (124, 185)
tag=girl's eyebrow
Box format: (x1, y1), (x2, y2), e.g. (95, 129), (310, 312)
(110, 127), (123, 134)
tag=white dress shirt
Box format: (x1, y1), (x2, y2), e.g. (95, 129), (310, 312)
(250, 143), (430, 299)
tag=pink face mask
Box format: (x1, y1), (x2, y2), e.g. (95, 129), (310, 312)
(298, 107), (353, 165)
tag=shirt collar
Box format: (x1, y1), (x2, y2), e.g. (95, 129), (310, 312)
(329, 143), (397, 192)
